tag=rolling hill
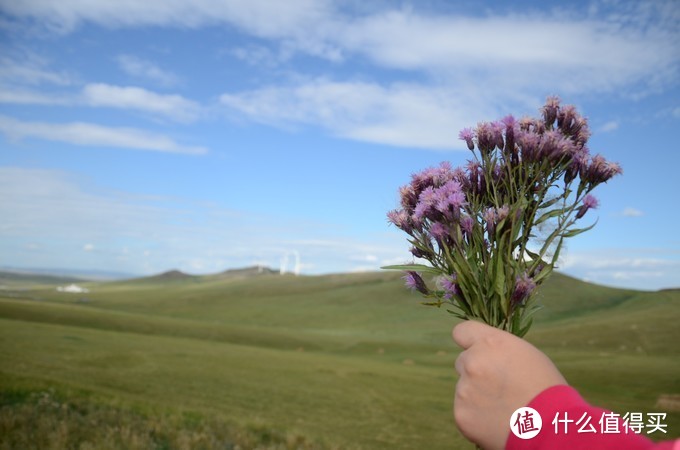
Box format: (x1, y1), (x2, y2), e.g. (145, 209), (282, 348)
(0, 269), (678, 449)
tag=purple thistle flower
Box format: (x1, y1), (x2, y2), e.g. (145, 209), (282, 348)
(460, 215), (474, 238)
(538, 130), (561, 159)
(501, 115), (518, 160)
(432, 161), (455, 187)
(557, 104), (578, 135)
(410, 246), (429, 259)
(403, 271), (429, 295)
(410, 162), (455, 195)
(576, 194), (599, 219)
(410, 213), (424, 233)
(583, 154), (623, 185)
(429, 222), (449, 244)
(516, 130), (541, 162)
(518, 116), (535, 131)
(399, 184), (418, 213)
(565, 146), (590, 183)
(483, 207), (497, 236)
(434, 180), (466, 217)
(501, 115), (516, 128)
(496, 205), (510, 222)
(512, 272), (536, 305)
(414, 186), (437, 221)
(387, 209), (413, 234)
(476, 122), (496, 154)
(440, 274), (460, 300)
(542, 96), (560, 128)
(459, 128), (475, 151)
(491, 121), (505, 150)
(575, 117), (591, 147)
(583, 194), (599, 209)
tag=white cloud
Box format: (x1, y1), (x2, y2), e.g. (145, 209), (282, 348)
(0, 52), (73, 86)
(3, 1), (678, 150)
(559, 249), (680, 290)
(0, 115), (207, 155)
(622, 207), (643, 217)
(82, 84), (201, 122)
(339, 10), (677, 92)
(117, 55), (180, 87)
(231, 45), (280, 67)
(220, 79), (500, 150)
(0, 87), (70, 105)
(0, 83), (202, 123)
(600, 121), (619, 132)
(0, 167), (405, 275)
(1, 0), (333, 36)
(4, 1), (677, 93)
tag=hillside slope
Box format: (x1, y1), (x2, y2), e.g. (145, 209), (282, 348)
(1, 270), (678, 448)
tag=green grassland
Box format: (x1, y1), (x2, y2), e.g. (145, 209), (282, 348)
(0, 270), (678, 449)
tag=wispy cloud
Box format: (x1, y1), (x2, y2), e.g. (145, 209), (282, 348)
(220, 79), (500, 150)
(0, 167), (404, 275)
(0, 88), (70, 105)
(0, 52), (73, 86)
(82, 84), (201, 122)
(0, 82), (202, 123)
(0, 115), (207, 155)
(600, 121), (619, 132)
(559, 249), (679, 290)
(1, 0), (332, 37)
(621, 207), (644, 217)
(4, 1), (677, 93)
(3, 1), (678, 150)
(117, 55), (180, 87)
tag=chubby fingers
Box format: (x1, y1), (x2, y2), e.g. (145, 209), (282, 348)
(452, 319), (502, 350)
(454, 348), (467, 376)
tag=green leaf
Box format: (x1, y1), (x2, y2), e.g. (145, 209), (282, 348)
(533, 265), (553, 283)
(381, 264), (441, 275)
(561, 221), (597, 238)
(494, 254), (506, 313)
(446, 309), (467, 320)
(538, 197), (561, 209)
(525, 249), (540, 260)
(517, 318), (533, 337)
(535, 207), (566, 225)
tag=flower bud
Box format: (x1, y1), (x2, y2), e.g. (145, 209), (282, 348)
(403, 271), (429, 295)
(511, 273), (536, 305)
(576, 194), (598, 219)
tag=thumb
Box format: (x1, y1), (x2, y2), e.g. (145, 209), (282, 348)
(452, 320), (502, 349)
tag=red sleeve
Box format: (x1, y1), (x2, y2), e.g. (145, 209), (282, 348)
(506, 385), (679, 450)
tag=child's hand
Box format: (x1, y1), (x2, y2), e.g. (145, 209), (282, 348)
(452, 321), (567, 450)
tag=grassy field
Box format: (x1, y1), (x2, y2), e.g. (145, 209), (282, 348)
(0, 269), (678, 449)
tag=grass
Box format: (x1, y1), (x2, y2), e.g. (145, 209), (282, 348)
(0, 271), (678, 448)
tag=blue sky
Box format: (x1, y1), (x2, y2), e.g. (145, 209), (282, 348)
(0, 0), (678, 290)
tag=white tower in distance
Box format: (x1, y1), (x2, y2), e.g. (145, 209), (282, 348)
(280, 253), (289, 275)
(293, 250), (300, 276)
(280, 251), (301, 276)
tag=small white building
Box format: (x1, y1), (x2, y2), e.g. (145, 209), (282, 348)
(56, 284), (89, 294)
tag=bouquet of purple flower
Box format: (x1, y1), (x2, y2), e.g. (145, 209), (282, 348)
(385, 97), (621, 336)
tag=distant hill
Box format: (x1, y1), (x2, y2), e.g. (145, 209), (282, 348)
(120, 266), (279, 284)
(121, 269), (199, 284)
(148, 269), (195, 280)
(213, 266), (278, 278)
(0, 270), (87, 287)
(0, 266), (135, 281)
